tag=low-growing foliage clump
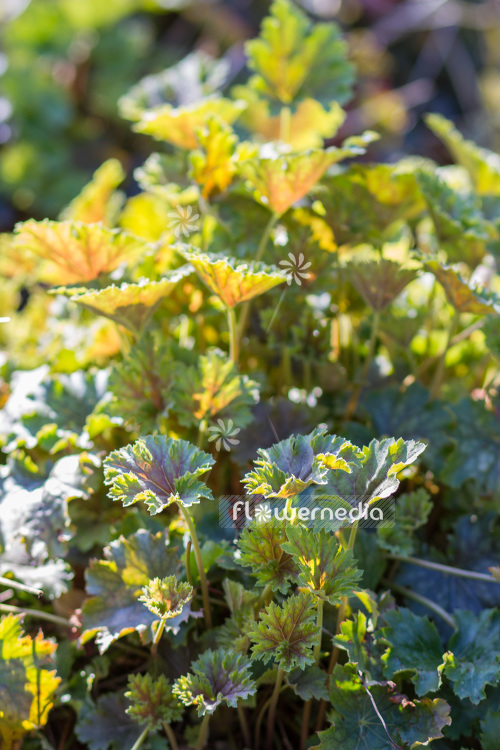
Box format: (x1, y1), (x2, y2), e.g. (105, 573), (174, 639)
(2, 1), (500, 748)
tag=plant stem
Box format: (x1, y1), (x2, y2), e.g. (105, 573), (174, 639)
(314, 598), (324, 663)
(431, 309), (459, 398)
(386, 553), (500, 583)
(179, 506), (212, 629)
(266, 668), (284, 750)
(237, 703), (252, 748)
(197, 419), (207, 448)
(196, 713), (211, 750)
(227, 307), (239, 365)
(0, 576), (42, 596)
(0, 603), (71, 627)
(343, 310), (380, 423)
(300, 701), (312, 750)
(280, 106), (292, 143)
(186, 540), (193, 586)
(163, 722), (179, 750)
(130, 727), (149, 750)
(152, 617), (166, 648)
(381, 579), (456, 629)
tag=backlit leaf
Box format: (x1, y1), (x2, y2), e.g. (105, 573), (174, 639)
(424, 260), (500, 315)
(238, 519), (299, 594)
(134, 98), (245, 151)
(0, 614), (60, 748)
(190, 117), (239, 199)
(139, 576), (193, 620)
(348, 259), (418, 311)
(244, 0), (354, 106)
(178, 246), (286, 308)
(13, 219), (146, 285)
(104, 435), (214, 513)
(174, 648), (256, 716)
(126, 673), (183, 731)
(60, 158), (125, 226)
(250, 591), (319, 671)
(69, 267), (193, 335)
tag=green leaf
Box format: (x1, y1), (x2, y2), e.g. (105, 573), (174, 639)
(189, 117), (239, 199)
(313, 664), (451, 749)
(60, 158), (125, 226)
(81, 529), (188, 653)
(119, 50), (230, 122)
(139, 576), (193, 620)
(126, 674), (183, 731)
(416, 168), (492, 264)
(480, 707), (500, 750)
(173, 648), (256, 716)
(13, 219), (147, 285)
(243, 428), (361, 498)
(134, 97), (245, 150)
(287, 665), (329, 701)
(377, 489), (433, 556)
(244, 0), (354, 106)
(282, 526), (362, 604)
(444, 609), (500, 704)
(348, 259), (418, 311)
(172, 349), (259, 429)
(333, 612), (385, 682)
(250, 591), (319, 671)
(424, 260), (500, 315)
(0, 614), (60, 748)
(103, 436), (214, 514)
(238, 519), (299, 594)
(381, 608), (445, 696)
(425, 113), (500, 196)
(317, 438), (427, 517)
(69, 267), (193, 335)
(238, 144), (366, 216)
(178, 246), (286, 308)
(76, 692), (142, 750)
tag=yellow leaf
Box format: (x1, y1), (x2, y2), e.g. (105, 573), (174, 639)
(190, 118), (239, 199)
(60, 158), (125, 225)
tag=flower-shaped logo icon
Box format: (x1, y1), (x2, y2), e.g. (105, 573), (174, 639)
(167, 205), (200, 238)
(279, 252), (312, 286)
(208, 419), (241, 451)
(254, 502), (272, 524)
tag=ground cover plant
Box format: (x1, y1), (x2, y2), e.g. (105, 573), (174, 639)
(2, 1), (500, 748)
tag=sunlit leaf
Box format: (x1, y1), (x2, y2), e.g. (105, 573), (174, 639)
(13, 220), (146, 285)
(60, 158), (125, 226)
(126, 673), (183, 731)
(239, 519), (299, 594)
(178, 246), (286, 308)
(139, 576), (193, 620)
(238, 143), (366, 216)
(172, 349), (259, 429)
(104, 435), (214, 513)
(0, 614), (60, 748)
(244, 0), (354, 106)
(174, 648), (256, 716)
(134, 98), (245, 150)
(190, 117), (239, 199)
(424, 260), (500, 315)
(68, 266), (193, 335)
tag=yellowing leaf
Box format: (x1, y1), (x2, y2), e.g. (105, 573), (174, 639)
(13, 220), (147, 285)
(244, 0), (354, 106)
(68, 267), (193, 335)
(178, 246), (286, 308)
(0, 614), (60, 748)
(238, 144), (364, 216)
(135, 98), (245, 150)
(120, 193), (174, 241)
(233, 89), (346, 151)
(190, 118), (239, 199)
(293, 207), (337, 252)
(60, 158), (125, 225)
(425, 260), (500, 315)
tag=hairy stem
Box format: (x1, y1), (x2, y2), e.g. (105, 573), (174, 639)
(163, 722), (179, 750)
(386, 553), (500, 583)
(344, 310), (380, 422)
(431, 309), (460, 398)
(0, 603), (71, 627)
(266, 668), (284, 750)
(179, 506), (212, 629)
(196, 713), (211, 750)
(130, 727), (149, 750)
(152, 617), (166, 650)
(185, 540), (193, 586)
(0, 576), (42, 596)
(227, 306), (239, 365)
(381, 579), (456, 629)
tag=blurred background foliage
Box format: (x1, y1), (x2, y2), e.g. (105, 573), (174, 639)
(1, 0), (500, 225)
